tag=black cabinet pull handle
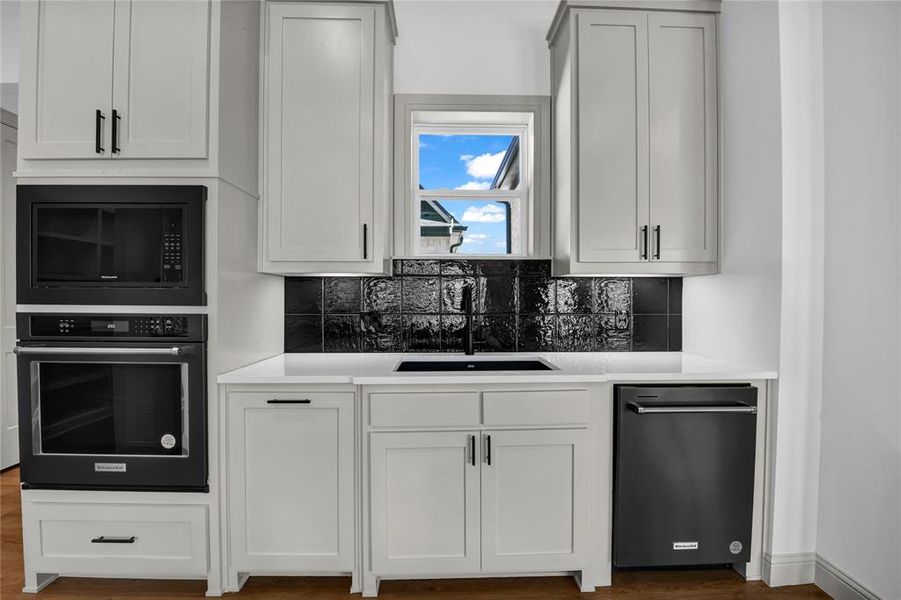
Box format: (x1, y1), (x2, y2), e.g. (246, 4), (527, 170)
(486, 434), (491, 465)
(95, 109), (105, 154)
(267, 399), (311, 404)
(363, 223), (368, 260)
(469, 435), (475, 466)
(654, 225), (661, 260)
(641, 225), (649, 260)
(91, 536), (135, 544)
(111, 109), (121, 154)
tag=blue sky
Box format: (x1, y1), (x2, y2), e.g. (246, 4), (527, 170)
(418, 134), (514, 254)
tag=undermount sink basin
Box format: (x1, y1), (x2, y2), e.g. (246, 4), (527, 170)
(395, 359), (554, 372)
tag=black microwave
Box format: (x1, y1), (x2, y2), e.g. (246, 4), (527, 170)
(17, 185), (206, 305)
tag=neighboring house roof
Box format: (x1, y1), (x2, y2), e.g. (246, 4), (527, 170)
(491, 136), (520, 190)
(420, 198), (467, 237)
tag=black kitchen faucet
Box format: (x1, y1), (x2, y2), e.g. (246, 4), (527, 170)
(462, 283), (475, 356)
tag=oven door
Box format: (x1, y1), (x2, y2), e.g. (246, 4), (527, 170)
(15, 342), (207, 491)
(16, 185), (205, 305)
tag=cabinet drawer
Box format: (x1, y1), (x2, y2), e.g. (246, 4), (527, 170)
(370, 392), (480, 427)
(24, 503), (208, 576)
(228, 391), (355, 406)
(483, 390), (590, 426)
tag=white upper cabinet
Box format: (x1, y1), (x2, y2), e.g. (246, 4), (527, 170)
(576, 11), (649, 264)
(648, 12), (717, 263)
(260, 1), (395, 274)
(550, 4), (719, 276)
(19, 0), (210, 161)
(18, 1), (116, 159)
(111, 0), (210, 159)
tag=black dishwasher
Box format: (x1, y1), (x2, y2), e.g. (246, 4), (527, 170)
(613, 385), (757, 568)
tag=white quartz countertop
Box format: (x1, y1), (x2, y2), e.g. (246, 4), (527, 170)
(217, 352), (777, 385)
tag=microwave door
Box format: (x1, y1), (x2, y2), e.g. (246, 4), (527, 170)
(17, 184), (206, 306)
(33, 204), (174, 287)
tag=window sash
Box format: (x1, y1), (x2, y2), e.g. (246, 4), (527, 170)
(412, 123), (531, 257)
(413, 193), (528, 257)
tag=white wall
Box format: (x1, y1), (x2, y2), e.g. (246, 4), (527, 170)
(393, 0), (555, 95)
(766, 0), (826, 578)
(0, 0), (19, 113)
(816, 2), (901, 598)
(685, 0), (828, 583)
(682, 0), (783, 371)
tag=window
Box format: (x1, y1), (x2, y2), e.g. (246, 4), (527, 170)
(415, 128), (527, 255)
(395, 96), (550, 259)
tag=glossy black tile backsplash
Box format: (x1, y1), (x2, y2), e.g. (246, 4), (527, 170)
(284, 260), (682, 353)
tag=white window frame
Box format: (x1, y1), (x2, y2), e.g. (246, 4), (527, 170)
(412, 122), (531, 257)
(393, 95), (552, 260)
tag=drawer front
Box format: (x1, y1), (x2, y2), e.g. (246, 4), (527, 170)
(370, 392), (480, 427)
(25, 503), (208, 576)
(483, 390), (590, 426)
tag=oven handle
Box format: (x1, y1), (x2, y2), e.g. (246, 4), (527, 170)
(14, 346), (186, 356)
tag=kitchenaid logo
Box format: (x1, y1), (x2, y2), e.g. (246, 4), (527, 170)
(100, 274), (119, 280)
(94, 462), (126, 473)
(673, 541), (698, 550)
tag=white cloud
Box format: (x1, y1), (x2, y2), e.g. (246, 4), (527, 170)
(461, 150), (505, 180)
(461, 204), (505, 223)
(464, 233), (490, 242)
(455, 181), (491, 190)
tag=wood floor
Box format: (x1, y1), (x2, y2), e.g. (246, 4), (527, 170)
(1, 467), (829, 600)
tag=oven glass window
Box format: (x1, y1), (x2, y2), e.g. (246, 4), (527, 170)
(37, 362), (186, 456)
(33, 205), (185, 286)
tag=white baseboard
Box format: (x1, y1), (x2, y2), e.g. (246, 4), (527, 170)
(815, 554), (883, 600)
(762, 552), (816, 587)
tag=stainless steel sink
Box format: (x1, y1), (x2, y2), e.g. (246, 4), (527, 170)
(395, 359), (554, 372)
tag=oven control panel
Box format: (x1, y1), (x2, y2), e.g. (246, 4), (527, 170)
(25, 314), (202, 341)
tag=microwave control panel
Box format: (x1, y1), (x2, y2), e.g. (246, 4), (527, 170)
(161, 208), (184, 283)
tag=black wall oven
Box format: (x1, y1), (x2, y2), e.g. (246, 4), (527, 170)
(15, 313), (207, 492)
(17, 185), (205, 305)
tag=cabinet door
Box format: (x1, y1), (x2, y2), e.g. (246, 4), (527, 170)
(481, 429), (590, 572)
(370, 432), (480, 575)
(227, 392), (354, 572)
(111, 0), (209, 158)
(0, 122), (16, 469)
(577, 11), (649, 263)
(0, 352), (16, 470)
(18, 0), (115, 159)
(263, 3), (374, 263)
(648, 12), (717, 262)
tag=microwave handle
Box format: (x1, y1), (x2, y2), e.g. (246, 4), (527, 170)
(15, 346), (186, 356)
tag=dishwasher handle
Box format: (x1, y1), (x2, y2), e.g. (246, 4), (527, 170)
(627, 401), (757, 415)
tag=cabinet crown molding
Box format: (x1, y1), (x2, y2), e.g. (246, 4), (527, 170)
(271, 0), (398, 42)
(547, 0), (721, 47)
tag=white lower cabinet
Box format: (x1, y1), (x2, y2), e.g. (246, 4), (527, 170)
(480, 429), (589, 573)
(368, 427), (590, 584)
(369, 431), (481, 575)
(21, 500), (209, 591)
(226, 391), (354, 573)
